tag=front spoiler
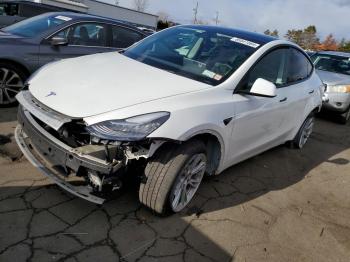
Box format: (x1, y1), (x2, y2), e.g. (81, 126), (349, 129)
(15, 125), (105, 205)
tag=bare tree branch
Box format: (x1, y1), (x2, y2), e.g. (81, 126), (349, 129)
(157, 11), (170, 21)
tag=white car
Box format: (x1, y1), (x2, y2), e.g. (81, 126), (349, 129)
(15, 25), (324, 215)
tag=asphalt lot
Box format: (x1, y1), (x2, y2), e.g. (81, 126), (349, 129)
(0, 107), (350, 262)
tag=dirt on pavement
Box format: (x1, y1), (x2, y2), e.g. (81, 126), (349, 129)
(0, 107), (349, 262)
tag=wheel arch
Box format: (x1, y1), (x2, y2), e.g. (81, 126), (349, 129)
(151, 129), (225, 176)
(0, 58), (31, 78)
(289, 105), (320, 142)
(187, 132), (223, 176)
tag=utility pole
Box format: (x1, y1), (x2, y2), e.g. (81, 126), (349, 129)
(193, 1), (198, 24)
(215, 11), (219, 25)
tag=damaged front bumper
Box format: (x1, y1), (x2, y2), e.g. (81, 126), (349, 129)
(15, 107), (125, 204)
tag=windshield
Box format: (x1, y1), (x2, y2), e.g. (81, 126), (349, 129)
(124, 26), (260, 85)
(311, 54), (350, 76)
(2, 13), (71, 37)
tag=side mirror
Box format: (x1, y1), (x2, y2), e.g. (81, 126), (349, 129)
(50, 36), (68, 46)
(248, 78), (277, 98)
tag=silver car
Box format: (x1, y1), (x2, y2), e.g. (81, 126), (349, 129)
(311, 51), (350, 124)
(0, 12), (146, 106)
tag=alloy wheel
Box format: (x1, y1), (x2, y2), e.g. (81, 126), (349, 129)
(170, 153), (207, 212)
(345, 109), (350, 122)
(299, 117), (314, 148)
(0, 67), (24, 105)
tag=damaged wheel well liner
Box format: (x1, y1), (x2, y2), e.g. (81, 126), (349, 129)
(151, 133), (221, 176)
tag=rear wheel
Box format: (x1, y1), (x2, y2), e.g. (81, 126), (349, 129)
(0, 63), (27, 107)
(339, 107), (350, 125)
(291, 115), (315, 149)
(139, 140), (207, 215)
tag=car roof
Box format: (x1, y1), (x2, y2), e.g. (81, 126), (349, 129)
(181, 25), (277, 46)
(316, 51), (350, 58)
(41, 12), (144, 30)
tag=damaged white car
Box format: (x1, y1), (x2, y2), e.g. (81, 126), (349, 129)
(15, 25), (323, 215)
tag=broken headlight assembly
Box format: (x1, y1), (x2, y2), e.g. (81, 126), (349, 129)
(86, 112), (170, 142)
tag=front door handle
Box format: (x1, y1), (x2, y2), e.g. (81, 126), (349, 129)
(309, 90), (315, 94)
(280, 97), (287, 102)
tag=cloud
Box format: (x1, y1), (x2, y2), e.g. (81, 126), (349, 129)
(110, 0), (350, 40)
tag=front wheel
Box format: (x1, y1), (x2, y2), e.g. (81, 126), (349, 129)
(291, 115), (315, 149)
(0, 63), (27, 107)
(139, 140), (207, 215)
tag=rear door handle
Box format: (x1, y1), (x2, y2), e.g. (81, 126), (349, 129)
(280, 97), (287, 102)
(309, 90), (315, 94)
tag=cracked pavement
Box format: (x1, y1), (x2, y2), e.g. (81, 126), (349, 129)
(0, 107), (350, 262)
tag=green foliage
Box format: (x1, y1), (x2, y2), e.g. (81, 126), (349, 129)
(157, 20), (169, 31)
(338, 38), (350, 52)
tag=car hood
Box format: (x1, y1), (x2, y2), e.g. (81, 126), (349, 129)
(0, 31), (24, 43)
(316, 69), (350, 86)
(29, 52), (211, 118)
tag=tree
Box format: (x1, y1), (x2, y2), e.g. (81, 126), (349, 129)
(157, 11), (170, 22)
(338, 38), (350, 52)
(264, 29), (279, 38)
(285, 29), (304, 47)
(302, 25), (319, 50)
(133, 0), (149, 12)
(157, 20), (169, 31)
(284, 25), (319, 50)
(264, 29), (271, 35)
(317, 34), (338, 51)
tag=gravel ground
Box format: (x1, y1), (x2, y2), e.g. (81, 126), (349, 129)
(0, 107), (349, 262)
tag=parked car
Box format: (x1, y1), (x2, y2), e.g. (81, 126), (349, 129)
(0, 1), (75, 28)
(310, 51), (350, 124)
(15, 25), (324, 215)
(0, 12), (147, 106)
(305, 50), (315, 57)
(137, 26), (156, 35)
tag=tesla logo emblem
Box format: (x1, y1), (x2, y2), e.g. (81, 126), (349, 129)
(46, 91), (57, 97)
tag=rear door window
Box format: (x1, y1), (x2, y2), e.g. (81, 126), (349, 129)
(68, 23), (108, 47)
(111, 26), (144, 48)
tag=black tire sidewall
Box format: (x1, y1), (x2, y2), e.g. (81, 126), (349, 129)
(139, 140), (207, 215)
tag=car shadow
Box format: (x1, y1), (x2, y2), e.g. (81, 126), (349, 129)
(0, 118), (349, 261)
(182, 117), (350, 216)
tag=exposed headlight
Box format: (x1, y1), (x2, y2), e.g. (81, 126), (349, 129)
(327, 85), (350, 93)
(86, 112), (170, 142)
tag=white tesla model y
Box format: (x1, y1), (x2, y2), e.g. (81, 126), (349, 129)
(15, 25), (323, 215)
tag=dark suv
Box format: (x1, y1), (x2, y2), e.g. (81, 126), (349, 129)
(0, 12), (147, 106)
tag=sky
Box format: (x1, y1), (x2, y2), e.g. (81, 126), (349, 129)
(103, 0), (350, 40)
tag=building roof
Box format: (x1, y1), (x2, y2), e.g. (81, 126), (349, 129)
(85, 0), (158, 18)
